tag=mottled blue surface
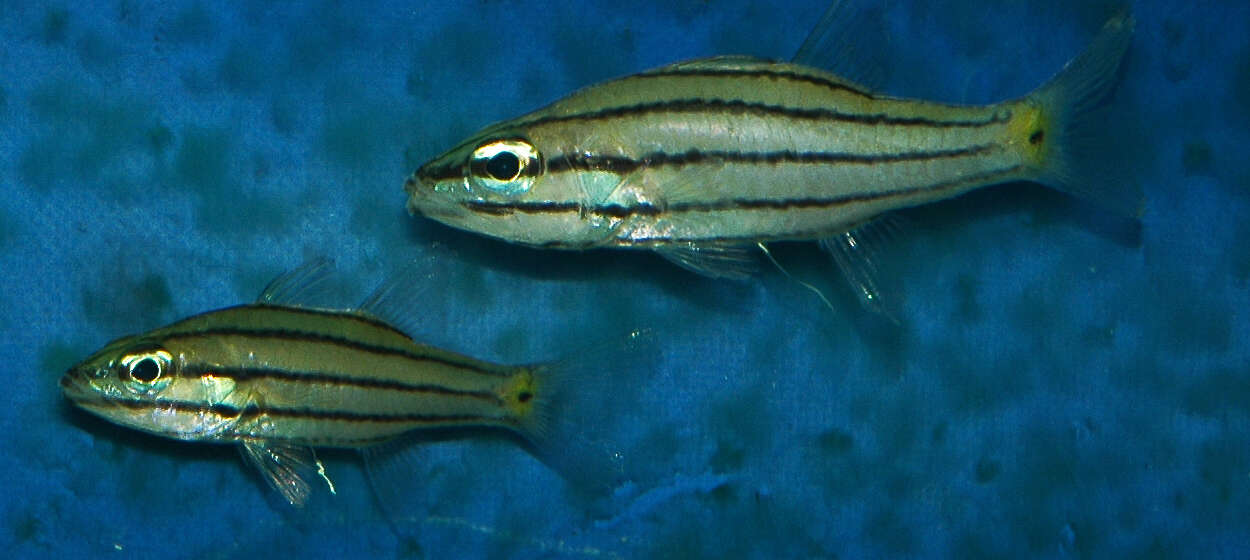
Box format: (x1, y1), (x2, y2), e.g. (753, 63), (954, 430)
(2, 1), (1247, 558)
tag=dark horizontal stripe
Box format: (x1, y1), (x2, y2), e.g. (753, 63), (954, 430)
(108, 397), (494, 425)
(515, 97), (1008, 137)
(418, 164), (461, 184)
(289, 433), (404, 447)
(168, 304), (411, 343)
(179, 364), (503, 404)
(465, 146), (1001, 218)
(545, 144), (995, 176)
(463, 200), (633, 218)
(417, 100), (1006, 184)
(682, 162), (1022, 213)
(639, 65), (877, 98)
(162, 327), (511, 378)
(412, 62), (1008, 184)
(639, 66), (1002, 111)
(251, 304), (411, 340)
(529, 164), (1024, 248)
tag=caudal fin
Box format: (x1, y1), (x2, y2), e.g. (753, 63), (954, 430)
(512, 330), (652, 496)
(1025, 10), (1140, 217)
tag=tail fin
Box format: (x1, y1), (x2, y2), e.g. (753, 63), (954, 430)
(1024, 10), (1140, 217)
(512, 329), (652, 496)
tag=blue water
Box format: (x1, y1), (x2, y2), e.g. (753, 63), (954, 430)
(2, 1), (1246, 557)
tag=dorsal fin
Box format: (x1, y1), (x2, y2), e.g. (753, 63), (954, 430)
(354, 259), (434, 340)
(791, 0), (891, 91)
(257, 258), (335, 306)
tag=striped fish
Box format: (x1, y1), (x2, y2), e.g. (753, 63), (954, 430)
(405, 7), (1138, 310)
(60, 262), (597, 506)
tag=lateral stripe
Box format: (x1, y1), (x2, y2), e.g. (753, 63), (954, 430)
(248, 304), (410, 339)
(424, 141), (999, 183)
(516, 98), (1006, 132)
(178, 364), (503, 404)
(545, 144), (996, 175)
(465, 153), (1014, 218)
(638, 66), (877, 98)
(104, 397), (494, 424)
(523, 163), (1024, 249)
(165, 304), (410, 340)
(162, 328), (512, 378)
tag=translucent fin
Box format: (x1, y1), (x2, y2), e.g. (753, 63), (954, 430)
(360, 434), (437, 528)
(791, 0), (891, 90)
(819, 216), (904, 320)
(1028, 10), (1141, 218)
(656, 242), (758, 280)
(757, 242), (836, 315)
(257, 258), (335, 306)
(598, 138), (726, 214)
(355, 258), (435, 339)
(653, 153), (726, 206)
(239, 440), (336, 507)
(512, 329), (653, 495)
(570, 132), (621, 208)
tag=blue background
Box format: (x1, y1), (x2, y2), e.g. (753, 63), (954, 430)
(2, 0), (1247, 557)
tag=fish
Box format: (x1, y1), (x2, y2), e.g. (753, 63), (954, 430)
(405, 5), (1138, 312)
(60, 261), (617, 507)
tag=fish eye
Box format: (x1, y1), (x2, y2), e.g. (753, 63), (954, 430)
(120, 349), (173, 386)
(486, 151), (520, 181)
(468, 139), (541, 196)
(130, 357), (160, 382)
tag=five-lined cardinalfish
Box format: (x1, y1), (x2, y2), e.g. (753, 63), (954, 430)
(405, 4), (1138, 313)
(60, 261), (622, 506)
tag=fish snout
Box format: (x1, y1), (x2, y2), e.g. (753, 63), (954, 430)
(59, 367), (88, 400)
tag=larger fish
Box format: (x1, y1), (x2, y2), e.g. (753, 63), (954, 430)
(406, 7), (1137, 309)
(60, 262), (604, 506)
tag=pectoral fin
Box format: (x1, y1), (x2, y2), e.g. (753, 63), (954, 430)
(656, 242), (757, 280)
(240, 440), (336, 507)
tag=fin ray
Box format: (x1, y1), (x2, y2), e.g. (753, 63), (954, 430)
(257, 258), (335, 305)
(355, 258), (436, 339)
(656, 242), (758, 280)
(239, 440), (334, 507)
(791, 0), (891, 91)
(513, 329), (652, 496)
(1028, 10), (1140, 218)
(819, 216), (905, 320)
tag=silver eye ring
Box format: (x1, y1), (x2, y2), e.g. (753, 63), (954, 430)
(468, 139), (542, 195)
(120, 349), (173, 387)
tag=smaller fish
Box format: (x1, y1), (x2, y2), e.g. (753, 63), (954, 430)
(60, 261), (622, 506)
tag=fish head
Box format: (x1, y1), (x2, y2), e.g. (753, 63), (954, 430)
(407, 131), (629, 250)
(61, 335), (241, 442)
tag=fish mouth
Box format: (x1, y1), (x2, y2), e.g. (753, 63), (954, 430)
(59, 369), (111, 409)
(405, 189), (472, 222)
(59, 370), (88, 399)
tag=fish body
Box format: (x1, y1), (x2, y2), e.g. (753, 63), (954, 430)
(407, 9), (1137, 289)
(60, 264), (568, 506)
(61, 304), (542, 448)
(412, 58), (1024, 249)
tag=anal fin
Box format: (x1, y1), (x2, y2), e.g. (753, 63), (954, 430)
(819, 216), (904, 320)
